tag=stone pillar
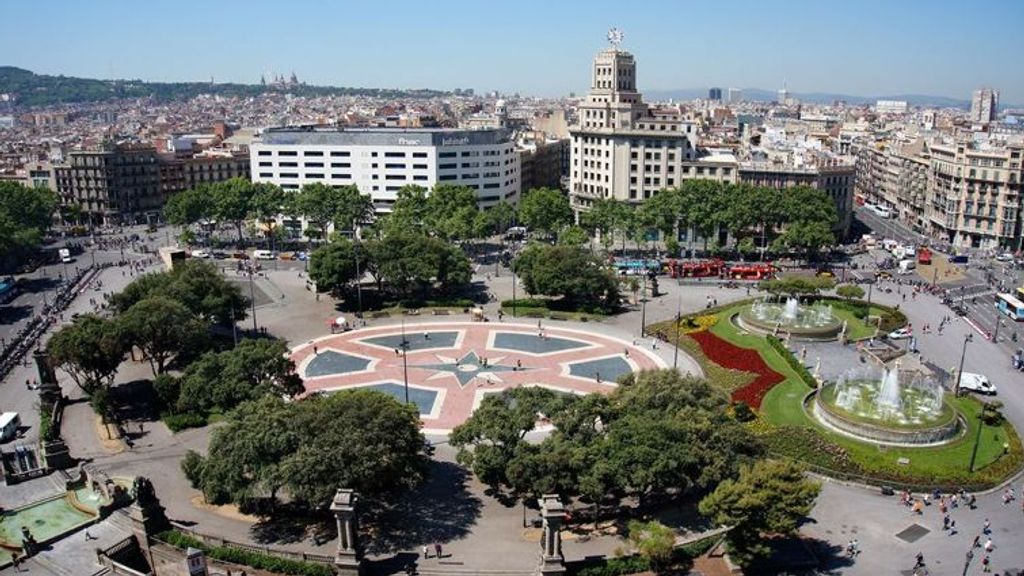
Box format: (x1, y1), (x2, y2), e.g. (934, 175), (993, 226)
(537, 494), (566, 576)
(330, 489), (362, 576)
(185, 547), (208, 576)
(33, 349), (61, 407)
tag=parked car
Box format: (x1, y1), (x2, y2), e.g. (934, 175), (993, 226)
(253, 249), (276, 260)
(958, 372), (996, 395)
(888, 327), (913, 340)
(995, 253), (1014, 262)
(190, 249), (210, 259)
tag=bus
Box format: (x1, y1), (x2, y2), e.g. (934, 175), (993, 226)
(996, 293), (1024, 321)
(1016, 286), (1024, 302)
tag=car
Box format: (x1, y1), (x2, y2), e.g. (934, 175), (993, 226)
(252, 249), (276, 260)
(888, 327), (913, 340)
(958, 372), (996, 395)
(190, 249), (210, 259)
(995, 253), (1014, 262)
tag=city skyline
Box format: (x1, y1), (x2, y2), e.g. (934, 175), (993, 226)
(2, 0), (1023, 103)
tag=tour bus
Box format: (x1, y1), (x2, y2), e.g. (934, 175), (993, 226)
(996, 293), (1024, 321)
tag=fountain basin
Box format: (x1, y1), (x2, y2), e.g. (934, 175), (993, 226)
(810, 379), (962, 446)
(736, 298), (843, 340)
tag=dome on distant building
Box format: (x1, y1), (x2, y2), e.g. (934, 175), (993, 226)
(495, 99), (507, 115)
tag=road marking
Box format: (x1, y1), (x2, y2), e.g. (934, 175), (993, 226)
(963, 315), (990, 339)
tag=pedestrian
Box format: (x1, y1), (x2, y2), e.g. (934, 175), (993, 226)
(982, 554), (991, 572)
(11, 551), (19, 572)
(942, 514), (950, 530)
(949, 519), (957, 535)
(914, 551), (924, 568)
(984, 538), (993, 552)
(313, 345), (318, 355)
(973, 534), (981, 548)
(434, 542), (443, 559)
(85, 529), (93, 541)
(983, 518), (991, 534)
(516, 359), (522, 370)
(422, 544), (429, 559)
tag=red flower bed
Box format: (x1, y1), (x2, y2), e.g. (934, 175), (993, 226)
(689, 330), (784, 409)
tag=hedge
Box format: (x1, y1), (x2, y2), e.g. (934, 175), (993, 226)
(765, 336), (817, 390)
(157, 530), (334, 576)
(162, 412), (208, 432)
(501, 298), (550, 309)
(571, 535), (718, 576)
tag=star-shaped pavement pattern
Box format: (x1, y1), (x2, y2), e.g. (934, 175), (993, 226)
(411, 350), (523, 388)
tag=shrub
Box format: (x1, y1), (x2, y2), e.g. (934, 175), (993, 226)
(765, 336), (817, 389)
(732, 402), (757, 423)
(501, 298), (550, 309)
(163, 412), (208, 432)
(181, 450), (206, 488)
(157, 530), (334, 576)
(39, 404), (55, 442)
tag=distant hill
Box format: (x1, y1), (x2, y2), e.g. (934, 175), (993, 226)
(0, 66), (448, 107)
(644, 87), (975, 109)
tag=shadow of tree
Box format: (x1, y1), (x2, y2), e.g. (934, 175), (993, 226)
(249, 504), (330, 546)
(112, 379), (159, 423)
(744, 535), (851, 575)
(0, 304), (34, 326)
(361, 460), (483, 555)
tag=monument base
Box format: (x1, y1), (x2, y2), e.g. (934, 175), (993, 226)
(334, 552), (362, 576)
(538, 555), (566, 576)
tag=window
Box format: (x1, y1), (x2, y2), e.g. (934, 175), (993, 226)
(439, 174), (457, 181)
(413, 164), (428, 169)
(413, 175), (428, 181)
(385, 174), (406, 180)
(413, 152), (428, 158)
(306, 173), (324, 179)
(331, 174), (351, 179)
(258, 150), (272, 156)
(280, 173), (298, 178)
(385, 152), (405, 158)
(439, 163), (457, 169)
(483, 183), (500, 189)
(259, 161), (272, 167)
(304, 151), (324, 157)
(330, 151), (351, 157)
(304, 162), (324, 168)
(439, 152), (457, 158)
(279, 162), (298, 167)
(385, 163), (405, 169)
(279, 151), (297, 157)
(331, 162), (350, 168)
(259, 172), (273, 178)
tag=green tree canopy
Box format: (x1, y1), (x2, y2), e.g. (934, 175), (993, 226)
(759, 275), (836, 298)
(557, 225), (590, 247)
(0, 181), (56, 271)
(119, 296), (208, 375)
(425, 184), (479, 241)
(513, 244), (620, 311)
(186, 390), (429, 508)
(367, 230), (471, 298)
(110, 260), (247, 326)
(47, 314), (126, 393)
(173, 338), (302, 417)
(164, 186), (213, 227)
(699, 459), (821, 566)
(209, 178), (258, 241)
(835, 284), (865, 301)
(308, 238), (370, 294)
(517, 188), (572, 236)
(292, 183), (373, 239)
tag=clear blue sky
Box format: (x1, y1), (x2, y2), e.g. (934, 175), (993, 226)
(3, 0), (1023, 102)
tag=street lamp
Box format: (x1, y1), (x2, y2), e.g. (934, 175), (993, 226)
(672, 290), (682, 369)
(247, 265), (258, 332)
(354, 241), (363, 318)
(400, 319), (410, 404)
(953, 333), (973, 397)
(640, 273), (648, 338)
(992, 316), (1003, 343)
(968, 400), (987, 473)
(512, 267), (518, 318)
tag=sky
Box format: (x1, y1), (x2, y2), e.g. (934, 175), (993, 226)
(3, 0), (1023, 103)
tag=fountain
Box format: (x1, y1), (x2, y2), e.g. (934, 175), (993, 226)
(736, 297), (843, 340)
(811, 365), (961, 445)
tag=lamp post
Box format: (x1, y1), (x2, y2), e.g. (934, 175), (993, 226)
(354, 241), (363, 318)
(992, 316), (1002, 343)
(230, 303), (238, 346)
(953, 333), (973, 396)
(247, 266), (258, 333)
(401, 319), (410, 405)
(512, 268), (518, 318)
(672, 290), (682, 370)
(640, 273), (648, 337)
(968, 401), (987, 473)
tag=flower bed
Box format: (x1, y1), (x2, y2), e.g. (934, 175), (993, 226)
(689, 330), (785, 409)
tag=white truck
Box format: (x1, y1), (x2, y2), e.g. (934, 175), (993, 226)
(58, 248), (72, 263)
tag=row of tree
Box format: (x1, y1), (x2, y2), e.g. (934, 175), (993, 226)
(449, 369), (820, 565)
(48, 260), (247, 392)
(183, 390), (429, 509)
(0, 181), (57, 272)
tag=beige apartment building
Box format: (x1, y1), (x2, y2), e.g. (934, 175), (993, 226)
(856, 139), (1023, 250)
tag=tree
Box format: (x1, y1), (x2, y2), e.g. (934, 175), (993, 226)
(164, 186), (213, 227)
(174, 339), (303, 417)
(386, 185), (430, 234)
(557, 225), (590, 247)
(0, 182), (56, 271)
(581, 198), (629, 251)
(208, 178), (257, 242)
(451, 387), (568, 490)
(513, 244), (620, 311)
(250, 182), (286, 248)
(517, 188), (572, 237)
(292, 183), (373, 239)
(759, 275), (836, 300)
(425, 184), (479, 241)
(368, 230), (471, 298)
(119, 296), (208, 375)
(47, 315), (126, 393)
(699, 459), (821, 566)
(628, 520), (676, 569)
(775, 221), (836, 262)
(836, 284), (865, 301)
(111, 260), (247, 326)
(309, 238), (369, 294)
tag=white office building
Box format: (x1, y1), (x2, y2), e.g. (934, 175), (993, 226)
(970, 88), (999, 124)
(250, 127), (520, 216)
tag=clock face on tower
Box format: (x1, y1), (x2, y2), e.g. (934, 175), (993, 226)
(607, 27), (624, 47)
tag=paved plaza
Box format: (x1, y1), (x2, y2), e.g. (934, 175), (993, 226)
(293, 321), (667, 432)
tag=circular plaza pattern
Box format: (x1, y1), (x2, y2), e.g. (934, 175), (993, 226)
(291, 322), (669, 433)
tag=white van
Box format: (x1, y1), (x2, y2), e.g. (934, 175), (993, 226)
(898, 259), (916, 274)
(252, 250), (276, 260)
(959, 372), (996, 395)
(0, 412), (21, 442)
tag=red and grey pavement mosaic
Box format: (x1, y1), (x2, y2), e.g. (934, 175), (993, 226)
(291, 322), (666, 433)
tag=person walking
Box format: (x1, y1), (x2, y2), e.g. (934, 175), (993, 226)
(984, 538), (994, 552)
(434, 542), (443, 559)
(422, 544), (429, 559)
(982, 554), (991, 572)
(914, 551), (925, 568)
(983, 518), (991, 534)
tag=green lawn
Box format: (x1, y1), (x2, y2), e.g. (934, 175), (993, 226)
(828, 304), (888, 340)
(700, 303), (1022, 489)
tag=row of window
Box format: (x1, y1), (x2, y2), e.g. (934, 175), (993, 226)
(257, 149), (430, 159)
